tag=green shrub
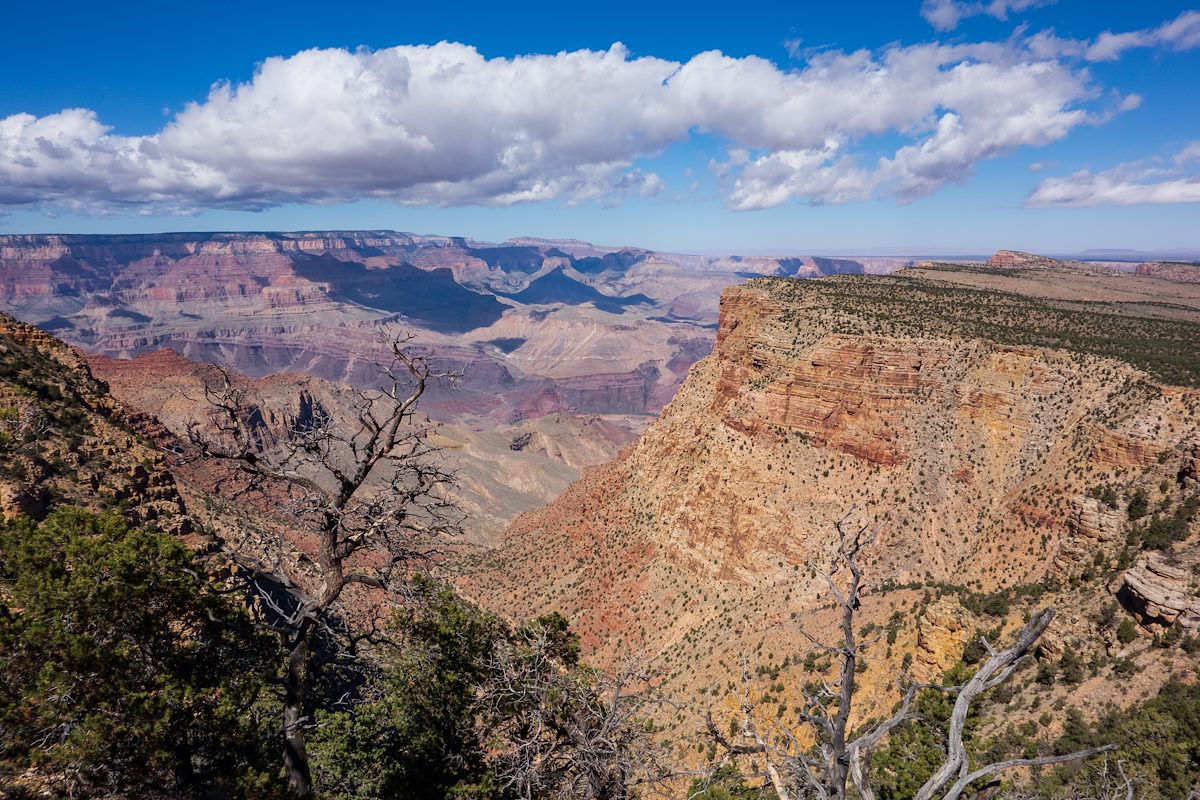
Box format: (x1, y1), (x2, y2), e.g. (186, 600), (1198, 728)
(1126, 489), (1149, 520)
(688, 764), (774, 800)
(309, 576), (504, 799)
(1059, 648), (1085, 685)
(0, 508), (281, 797)
(1042, 680), (1200, 799)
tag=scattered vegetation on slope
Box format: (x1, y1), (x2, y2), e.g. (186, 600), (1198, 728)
(760, 272), (1200, 387)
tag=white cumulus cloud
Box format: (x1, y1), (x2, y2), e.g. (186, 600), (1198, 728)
(710, 42), (1098, 208)
(1026, 10), (1200, 61)
(1026, 142), (1200, 207)
(0, 27), (1167, 214)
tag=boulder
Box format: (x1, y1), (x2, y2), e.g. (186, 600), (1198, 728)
(1119, 556), (1200, 630)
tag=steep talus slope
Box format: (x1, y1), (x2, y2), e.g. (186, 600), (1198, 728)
(0, 314), (191, 536)
(454, 265), (1200, 750)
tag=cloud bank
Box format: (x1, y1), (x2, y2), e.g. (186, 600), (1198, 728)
(0, 18), (1186, 215)
(1027, 10), (1200, 61)
(1027, 142), (1200, 207)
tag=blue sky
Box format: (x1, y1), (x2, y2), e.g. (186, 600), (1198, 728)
(1, 0), (1198, 253)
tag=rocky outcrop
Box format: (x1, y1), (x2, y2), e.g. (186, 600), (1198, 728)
(987, 250), (1067, 270)
(1135, 261), (1200, 283)
(1092, 430), (1163, 468)
(551, 365), (659, 414)
(1181, 440), (1200, 487)
(915, 599), (971, 680)
(983, 249), (1113, 273)
(1075, 496), (1123, 540)
(1053, 496), (1124, 576)
(1120, 556), (1200, 630)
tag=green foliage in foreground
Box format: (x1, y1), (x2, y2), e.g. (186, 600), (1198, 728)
(0, 505), (649, 800)
(0, 508), (284, 798)
(868, 664), (983, 800)
(1039, 680), (1200, 800)
(687, 764), (774, 799)
(866, 665), (1200, 800)
(4, 505), (1196, 800)
(310, 583), (650, 800)
(309, 576), (506, 800)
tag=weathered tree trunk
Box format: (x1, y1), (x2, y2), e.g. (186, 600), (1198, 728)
(828, 521), (863, 800)
(190, 336), (459, 798)
(282, 625), (313, 799)
(704, 518), (1114, 800)
(172, 737), (195, 788)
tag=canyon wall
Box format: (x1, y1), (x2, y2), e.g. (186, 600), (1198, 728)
(455, 265), (1200, 750)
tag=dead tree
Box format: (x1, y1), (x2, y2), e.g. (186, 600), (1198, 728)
(706, 513), (1114, 800)
(186, 331), (461, 799)
(479, 623), (671, 800)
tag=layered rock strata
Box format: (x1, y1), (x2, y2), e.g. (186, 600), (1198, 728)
(1121, 556), (1200, 630)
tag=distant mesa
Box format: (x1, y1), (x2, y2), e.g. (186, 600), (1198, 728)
(986, 249), (1071, 270)
(1135, 261), (1200, 283)
(986, 249), (1200, 281)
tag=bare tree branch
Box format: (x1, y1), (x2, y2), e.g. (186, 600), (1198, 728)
(184, 328), (462, 799)
(706, 514), (1115, 800)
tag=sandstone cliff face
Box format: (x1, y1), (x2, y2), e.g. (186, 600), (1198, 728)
(1120, 556), (1200, 630)
(914, 599), (972, 681)
(1183, 440), (1200, 487)
(1053, 496), (1124, 577)
(455, 268), (1200, 748)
